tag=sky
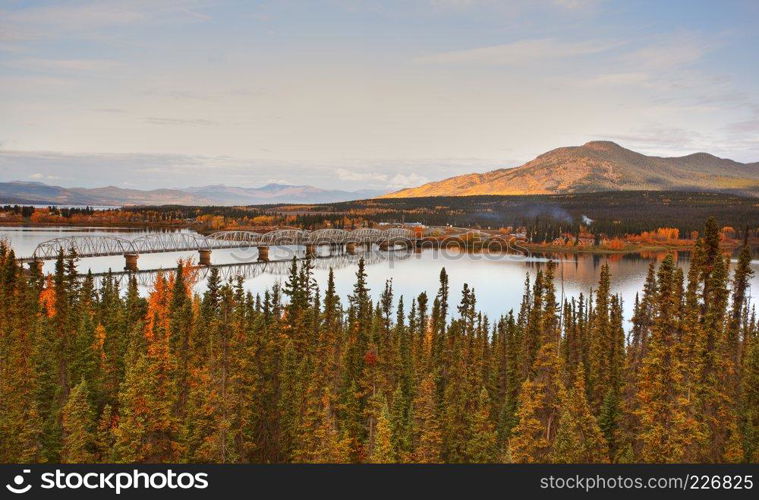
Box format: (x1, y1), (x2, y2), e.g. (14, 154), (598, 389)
(1, 0), (758, 192)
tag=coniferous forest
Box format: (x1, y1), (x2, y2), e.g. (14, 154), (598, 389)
(1, 218), (758, 464)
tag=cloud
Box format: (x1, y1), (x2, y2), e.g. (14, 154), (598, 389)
(144, 117), (219, 127)
(333, 169), (428, 188)
(597, 126), (707, 153)
(727, 118), (759, 134)
(429, 0), (489, 8)
(428, 0), (601, 10)
(558, 32), (721, 93)
(94, 108), (127, 114)
(577, 72), (651, 87)
(0, 75), (75, 88)
(6, 58), (122, 72)
(553, 0), (601, 8)
(0, 0), (213, 42)
(334, 168), (389, 183)
(623, 33), (715, 70)
(387, 173), (430, 189)
(1, 150), (497, 191)
(30, 172), (60, 180)
(417, 38), (618, 66)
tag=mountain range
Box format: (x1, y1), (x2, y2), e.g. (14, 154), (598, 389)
(382, 141), (759, 198)
(0, 182), (381, 206)
(3, 141), (758, 206)
(183, 184), (382, 205)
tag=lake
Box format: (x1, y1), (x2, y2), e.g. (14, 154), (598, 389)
(3, 226), (759, 328)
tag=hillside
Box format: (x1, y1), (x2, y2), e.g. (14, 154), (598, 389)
(0, 182), (214, 206)
(183, 184), (382, 205)
(382, 141), (759, 198)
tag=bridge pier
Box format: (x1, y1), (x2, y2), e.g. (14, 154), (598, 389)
(198, 249), (212, 266)
(379, 241), (391, 251)
(124, 253), (139, 272)
(29, 259), (44, 273)
(305, 244), (317, 258)
(257, 246), (270, 262)
(346, 242), (356, 255)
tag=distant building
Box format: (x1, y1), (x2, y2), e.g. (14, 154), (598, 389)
(377, 221), (425, 228)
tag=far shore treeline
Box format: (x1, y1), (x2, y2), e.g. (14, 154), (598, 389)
(0, 217), (757, 463)
(3, 191), (759, 245)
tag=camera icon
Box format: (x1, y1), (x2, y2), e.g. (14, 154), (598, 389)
(5, 469), (32, 494)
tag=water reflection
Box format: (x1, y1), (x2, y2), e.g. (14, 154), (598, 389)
(3, 226), (758, 328)
(91, 249), (412, 288)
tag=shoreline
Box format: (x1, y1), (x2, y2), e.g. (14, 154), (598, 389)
(0, 222), (751, 256)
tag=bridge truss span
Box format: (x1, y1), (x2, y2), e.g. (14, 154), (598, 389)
(32, 235), (136, 260)
(130, 232), (212, 254)
(207, 231), (263, 247)
(305, 228), (349, 245)
(259, 229), (308, 246)
(27, 226), (418, 261)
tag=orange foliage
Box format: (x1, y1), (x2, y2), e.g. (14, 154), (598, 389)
(364, 350), (378, 366)
(252, 215), (277, 225)
(168, 258), (200, 293)
(144, 260), (197, 344)
(94, 324), (107, 362)
(38, 275), (56, 317)
(638, 227), (680, 241)
(623, 227), (691, 247)
(145, 273), (171, 343)
(605, 238), (625, 250)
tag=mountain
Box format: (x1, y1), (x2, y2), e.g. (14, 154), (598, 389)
(183, 183), (382, 204)
(382, 141), (759, 198)
(0, 181), (214, 206)
(0, 181), (380, 206)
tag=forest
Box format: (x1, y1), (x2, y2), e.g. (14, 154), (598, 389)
(5, 192), (759, 245)
(0, 218), (757, 464)
(132, 191), (759, 240)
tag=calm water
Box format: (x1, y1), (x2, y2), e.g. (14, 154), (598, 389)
(3, 226), (759, 328)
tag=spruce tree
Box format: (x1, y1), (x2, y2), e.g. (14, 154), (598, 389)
(61, 378), (96, 463)
(464, 388), (498, 463)
(552, 365), (608, 463)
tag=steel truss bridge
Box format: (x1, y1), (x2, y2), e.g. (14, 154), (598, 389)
(24, 228), (417, 261)
(89, 250), (411, 288)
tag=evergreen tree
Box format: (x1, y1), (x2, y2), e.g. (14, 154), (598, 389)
(61, 378), (96, 463)
(510, 265), (562, 463)
(464, 388), (498, 463)
(368, 399), (395, 463)
(413, 374), (443, 463)
(552, 365), (608, 463)
(635, 255), (701, 463)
